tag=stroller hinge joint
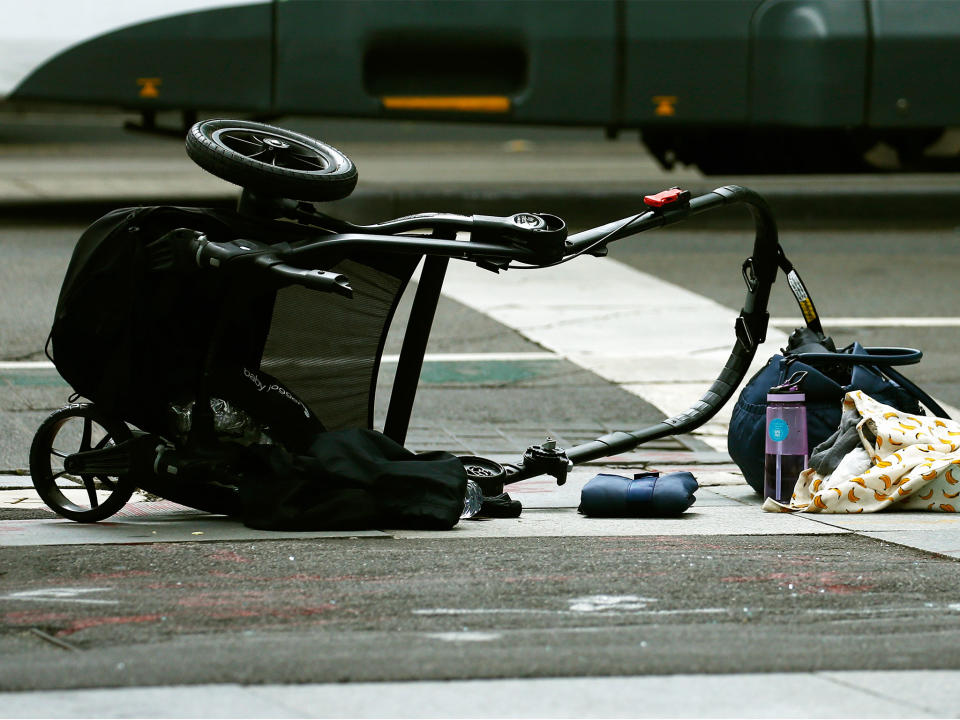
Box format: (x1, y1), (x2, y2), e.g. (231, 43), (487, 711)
(521, 438), (572, 485)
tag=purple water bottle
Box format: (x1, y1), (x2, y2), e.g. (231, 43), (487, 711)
(764, 370), (808, 504)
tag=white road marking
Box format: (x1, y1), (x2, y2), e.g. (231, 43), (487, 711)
(0, 354), (561, 371)
(772, 317), (960, 328)
(381, 352), (558, 363)
(440, 257), (789, 449)
(412, 606), (726, 617)
(1, 587), (118, 605)
(438, 260), (960, 442)
(424, 632), (503, 642)
(568, 595), (657, 613)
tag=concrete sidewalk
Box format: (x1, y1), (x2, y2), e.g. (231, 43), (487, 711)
(6, 670), (960, 718)
(4, 466), (960, 557)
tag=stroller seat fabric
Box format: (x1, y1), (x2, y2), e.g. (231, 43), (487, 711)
(49, 206), (419, 440)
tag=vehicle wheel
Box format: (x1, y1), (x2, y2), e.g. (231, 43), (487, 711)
(690, 130), (868, 175)
(30, 404), (136, 522)
(185, 119), (358, 201)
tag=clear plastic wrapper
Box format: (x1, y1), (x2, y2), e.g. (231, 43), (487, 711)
(169, 398), (272, 446)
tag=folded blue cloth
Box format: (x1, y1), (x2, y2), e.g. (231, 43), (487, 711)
(578, 471), (698, 517)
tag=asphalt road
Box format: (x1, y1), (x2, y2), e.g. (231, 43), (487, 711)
(4, 215), (960, 695)
(2, 534), (960, 691)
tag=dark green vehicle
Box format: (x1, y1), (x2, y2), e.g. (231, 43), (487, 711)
(5, 0), (959, 172)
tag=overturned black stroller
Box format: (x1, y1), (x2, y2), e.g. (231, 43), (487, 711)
(30, 119), (814, 526)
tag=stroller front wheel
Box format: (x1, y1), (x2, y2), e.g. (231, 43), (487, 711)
(30, 404), (137, 522)
(186, 119), (358, 202)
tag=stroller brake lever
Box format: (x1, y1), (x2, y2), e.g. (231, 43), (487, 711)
(191, 235), (353, 297)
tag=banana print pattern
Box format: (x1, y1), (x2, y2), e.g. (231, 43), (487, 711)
(763, 391), (960, 514)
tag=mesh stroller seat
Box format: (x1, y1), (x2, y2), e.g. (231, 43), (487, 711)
(48, 205), (420, 443)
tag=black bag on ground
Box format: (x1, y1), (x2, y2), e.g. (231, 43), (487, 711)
(235, 428), (468, 530)
(728, 326), (948, 494)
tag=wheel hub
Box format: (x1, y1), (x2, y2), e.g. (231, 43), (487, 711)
(262, 137), (290, 150)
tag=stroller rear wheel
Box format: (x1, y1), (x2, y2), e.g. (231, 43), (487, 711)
(30, 404), (137, 522)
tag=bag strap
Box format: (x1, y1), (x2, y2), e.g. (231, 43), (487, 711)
(787, 349), (949, 420)
(776, 246), (949, 419)
(778, 247), (923, 370)
(791, 346), (923, 367)
(777, 246), (824, 337)
(880, 366), (950, 419)
(789, 346), (949, 419)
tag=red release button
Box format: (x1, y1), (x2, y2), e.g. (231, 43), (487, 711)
(643, 187), (690, 208)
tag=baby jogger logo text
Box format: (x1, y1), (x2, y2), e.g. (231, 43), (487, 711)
(243, 367), (311, 417)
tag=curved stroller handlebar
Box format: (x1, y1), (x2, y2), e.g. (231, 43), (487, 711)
(193, 183), (789, 482)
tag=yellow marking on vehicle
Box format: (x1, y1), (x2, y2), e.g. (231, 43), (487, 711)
(652, 95), (678, 116)
(137, 77), (161, 98)
(381, 96), (510, 113)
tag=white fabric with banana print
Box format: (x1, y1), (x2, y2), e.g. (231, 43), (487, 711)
(763, 391), (960, 513)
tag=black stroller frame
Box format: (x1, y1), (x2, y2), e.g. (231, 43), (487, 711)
(30, 120), (811, 523)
